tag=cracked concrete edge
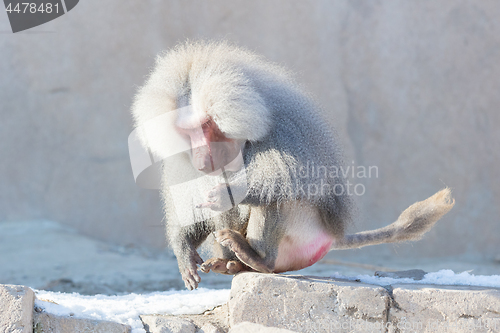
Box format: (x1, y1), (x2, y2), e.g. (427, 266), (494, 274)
(0, 283), (132, 333)
(0, 284), (35, 333)
(228, 273), (500, 333)
(387, 284), (500, 333)
(140, 304), (230, 333)
(229, 273), (392, 332)
(3, 276), (500, 333)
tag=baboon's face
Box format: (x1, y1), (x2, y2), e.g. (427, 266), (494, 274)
(176, 115), (241, 174)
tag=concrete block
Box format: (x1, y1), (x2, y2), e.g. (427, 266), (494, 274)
(34, 312), (131, 333)
(0, 284), (35, 333)
(389, 284), (500, 333)
(229, 272), (390, 332)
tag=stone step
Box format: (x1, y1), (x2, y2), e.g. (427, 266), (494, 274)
(1, 272), (499, 333)
(0, 285), (35, 333)
(33, 312), (131, 333)
(228, 272), (500, 333)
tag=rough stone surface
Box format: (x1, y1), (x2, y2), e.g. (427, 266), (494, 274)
(140, 315), (196, 333)
(185, 304), (229, 332)
(34, 312), (131, 333)
(229, 272), (390, 332)
(375, 269), (428, 280)
(0, 284), (35, 333)
(229, 322), (298, 333)
(197, 322), (223, 333)
(389, 284), (500, 333)
(142, 305), (229, 333)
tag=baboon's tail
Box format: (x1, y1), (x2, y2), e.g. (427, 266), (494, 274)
(333, 188), (455, 250)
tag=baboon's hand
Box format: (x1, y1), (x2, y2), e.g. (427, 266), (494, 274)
(179, 251), (203, 290)
(196, 183), (234, 212)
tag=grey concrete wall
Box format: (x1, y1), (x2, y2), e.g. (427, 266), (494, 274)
(0, 0), (499, 259)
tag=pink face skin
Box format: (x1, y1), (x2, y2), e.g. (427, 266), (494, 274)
(176, 117), (241, 174)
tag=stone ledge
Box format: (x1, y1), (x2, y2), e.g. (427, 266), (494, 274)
(33, 312), (131, 333)
(0, 284), (35, 333)
(389, 284), (500, 333)
(140, 304), (229, 333)
(227, 272), (500, 333)
(229, 273), (390, 332)
(2, 273), (500, 333)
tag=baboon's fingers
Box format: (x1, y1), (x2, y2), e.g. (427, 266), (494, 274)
(227, 260), (245, 274)
(200, 258), (230, 274)
(182, 267), (201, 290)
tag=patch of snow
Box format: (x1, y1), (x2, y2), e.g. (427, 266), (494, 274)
(331, 269), (500, 288)
(35, 288), (230, 333)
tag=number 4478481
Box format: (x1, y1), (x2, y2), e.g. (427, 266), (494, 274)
(6, 2), (59, 14)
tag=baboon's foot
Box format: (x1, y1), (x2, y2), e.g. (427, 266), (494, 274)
(215, 229), (273, 273)
(200, 257), (245, 274)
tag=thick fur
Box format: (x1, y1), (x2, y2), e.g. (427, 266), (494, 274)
(131, 40), (352, 237)
(131, 40), (453, 289)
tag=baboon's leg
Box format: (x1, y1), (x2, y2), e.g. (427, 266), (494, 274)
(214, 228), (274, 273)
